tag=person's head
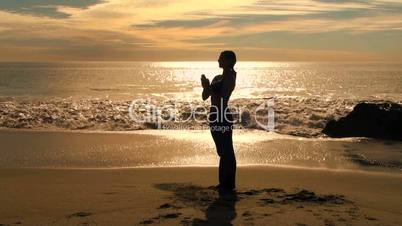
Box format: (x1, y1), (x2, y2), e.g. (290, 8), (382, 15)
(218, 50), (236, 69)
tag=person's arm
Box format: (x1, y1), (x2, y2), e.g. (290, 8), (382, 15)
(202, 86), (211, 101)
(209, 79), (222, 92)
(201, 74), (211, 101)
(201, 74), (232, 100)
(209, 75), (224, 93)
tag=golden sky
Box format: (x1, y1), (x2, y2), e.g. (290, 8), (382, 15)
(0, 0), (401, 61)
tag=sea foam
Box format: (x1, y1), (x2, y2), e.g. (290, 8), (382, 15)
(1, 97), (388, 138)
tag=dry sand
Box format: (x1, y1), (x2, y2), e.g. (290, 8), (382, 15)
(0, 166), (401, 226)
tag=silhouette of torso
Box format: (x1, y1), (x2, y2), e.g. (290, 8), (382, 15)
(209, 70), (236, 123)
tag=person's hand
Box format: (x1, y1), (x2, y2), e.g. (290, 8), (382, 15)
(201, 74), (210, 88)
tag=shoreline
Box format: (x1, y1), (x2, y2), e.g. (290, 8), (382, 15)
(0, 126), (365, 140)
(2, 164), (401, 176)
(1, 128), (401, 173)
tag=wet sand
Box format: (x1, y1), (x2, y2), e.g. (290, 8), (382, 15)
(0, 129), (401, 225)
(1, 129), (402, 171)
(0, 166), (401, 226)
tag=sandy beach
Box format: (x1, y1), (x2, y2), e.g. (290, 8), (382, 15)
(0, 166), (401, 226)
(0, 129), (401, 225)
(0, 108), (401, 226)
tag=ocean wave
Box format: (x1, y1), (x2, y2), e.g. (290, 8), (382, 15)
(0, 97), (400, 137)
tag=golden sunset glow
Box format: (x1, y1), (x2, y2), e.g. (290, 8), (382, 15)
(0, 0), (401, 61)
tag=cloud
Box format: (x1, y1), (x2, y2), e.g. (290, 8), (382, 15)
(0, 0), (105, 18)
(0, 0), (401, 61)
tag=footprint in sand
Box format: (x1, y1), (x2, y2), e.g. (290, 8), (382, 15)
(102, 192), (118, 195)
(50, 211), (96, 226)
(158, 203), (181, 209)
(139, 212), (183, 225)
(161, 213), (182, 219)
(67, 212), (92, 218)
(139, 219), (154, 224)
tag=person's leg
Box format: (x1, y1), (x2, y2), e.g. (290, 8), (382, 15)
(228, 128), (236, 189)
(210, 124), (225, 188)
(220, 125), (236, 190)
(210, 125), (224, 157)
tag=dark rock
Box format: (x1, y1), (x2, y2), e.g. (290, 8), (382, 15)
(323, 102), (402, 141)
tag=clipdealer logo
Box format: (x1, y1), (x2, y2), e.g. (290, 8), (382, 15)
(128, 98), (275, 131)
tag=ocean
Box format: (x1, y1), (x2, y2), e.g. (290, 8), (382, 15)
(0, 61), (401, 171)
(1, 61), (401, 136)
(1, 61), (401, 101)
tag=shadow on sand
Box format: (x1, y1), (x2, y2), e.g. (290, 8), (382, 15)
(154, 183), (238, 225)
(136, 183), (374, 225)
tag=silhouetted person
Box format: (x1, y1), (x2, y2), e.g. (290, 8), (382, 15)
(201, 50), (237, 191)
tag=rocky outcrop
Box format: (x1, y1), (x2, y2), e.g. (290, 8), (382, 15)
(323, 102), (402, 140)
